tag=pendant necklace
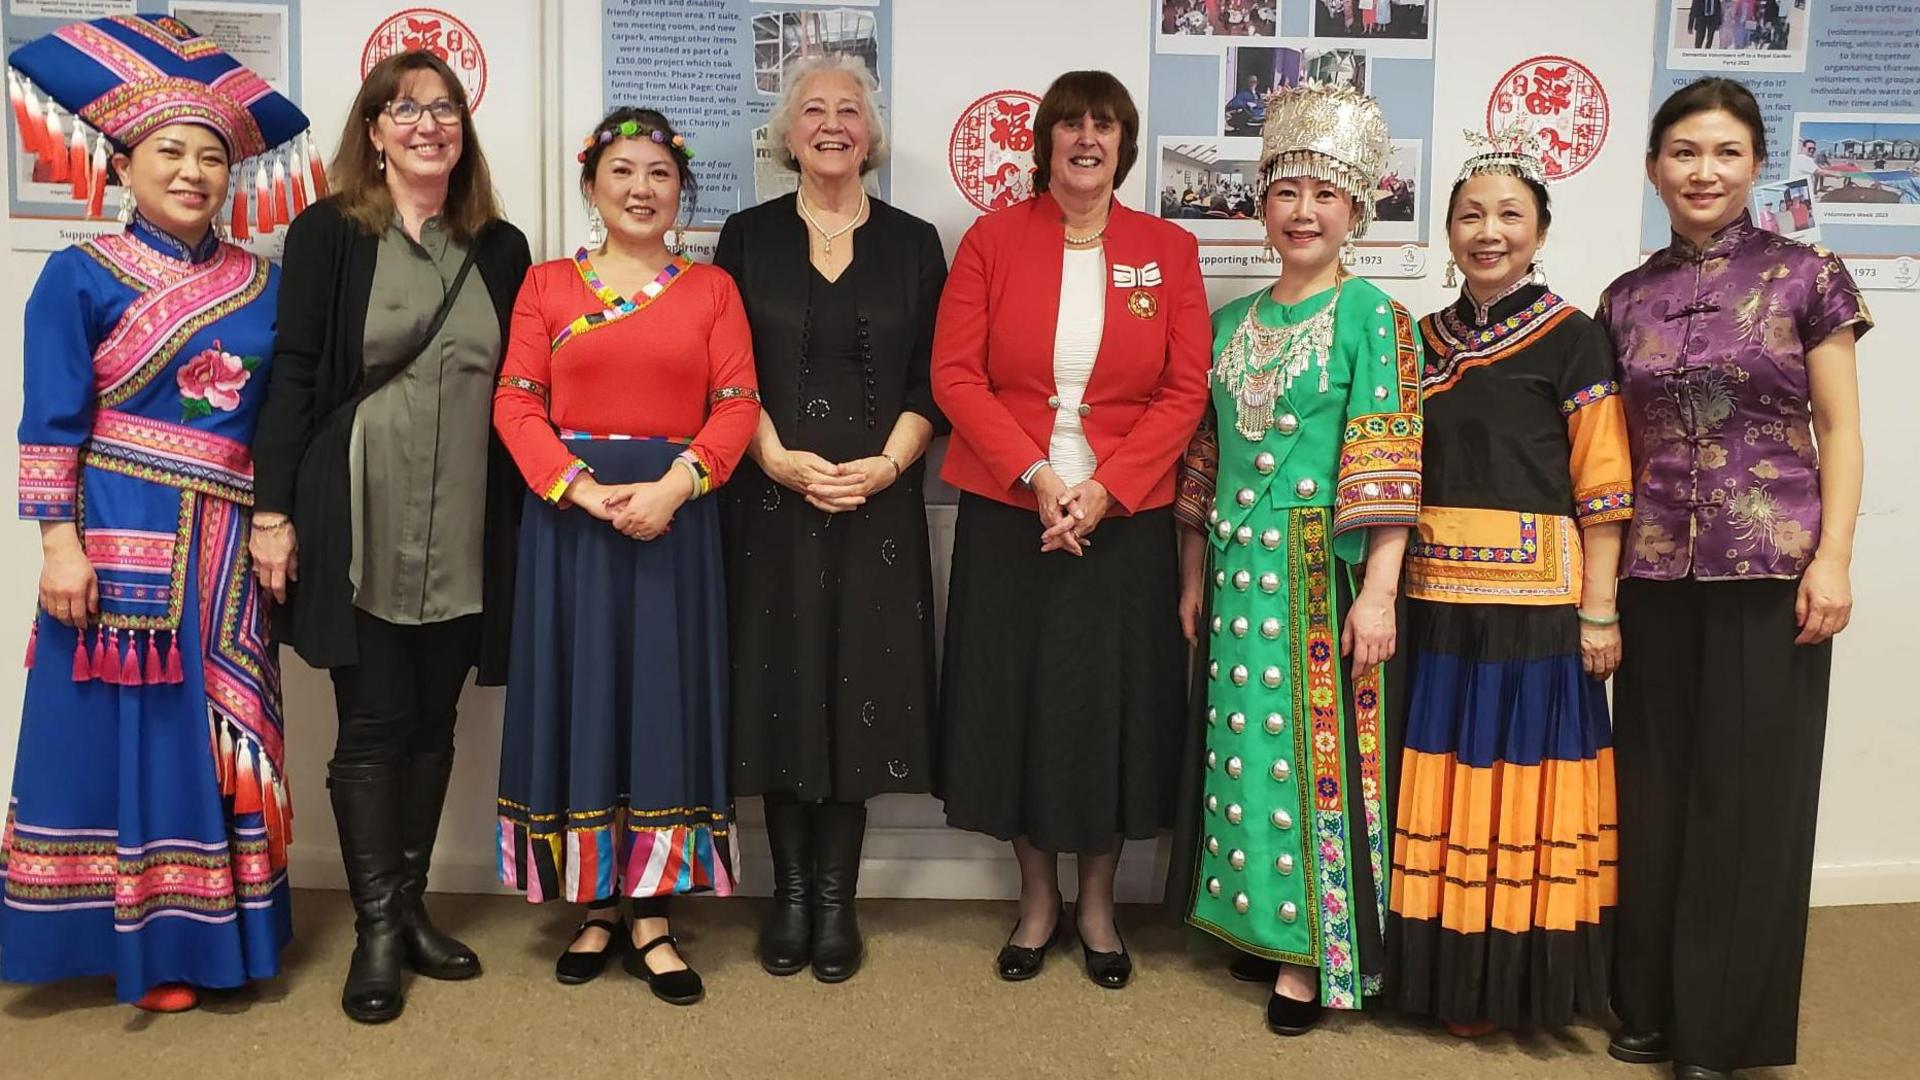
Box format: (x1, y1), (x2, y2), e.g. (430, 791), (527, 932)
(798, 189), (869, 256)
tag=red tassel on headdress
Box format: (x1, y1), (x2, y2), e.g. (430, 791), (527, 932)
(85, 136), (107, 219)
(230, 180), (251, 241)
(271, 157), (291, 225)
(144, 633), (163, 683)
(72, 633), (92, 681)
(10, 74), (38, 160)
(165, 633), (183, 683)
(98, 628), (122, 684)
(20, 82), (47, 165)
(307, 132), (329, 198)
(289, 148), (309, 215)
(67, 122), (89, 202)
(44, 109), (70, 184)
(254, 163), (272, 234)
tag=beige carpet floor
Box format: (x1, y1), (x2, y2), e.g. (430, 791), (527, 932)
(1, 893), (1912, 1079)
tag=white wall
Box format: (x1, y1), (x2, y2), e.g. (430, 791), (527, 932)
(2, 0), (1915, 907)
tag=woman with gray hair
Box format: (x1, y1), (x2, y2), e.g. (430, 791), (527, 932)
(714, 53), (947, 984)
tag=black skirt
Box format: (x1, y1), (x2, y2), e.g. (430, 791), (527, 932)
(935, 494), (1186, 854)
(721, 268), (939, 801)
(721, 457), (938, 800)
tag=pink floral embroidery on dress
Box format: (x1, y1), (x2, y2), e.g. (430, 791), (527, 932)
(177, 341), (257, 420)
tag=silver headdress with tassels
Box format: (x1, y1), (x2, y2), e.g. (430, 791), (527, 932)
(1455, 121), (1548, 186)
(1255, 80), (1392, 236)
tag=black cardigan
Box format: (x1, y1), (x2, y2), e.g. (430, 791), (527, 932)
(251, 198), (532, 683)
(712, 194), (948, 436)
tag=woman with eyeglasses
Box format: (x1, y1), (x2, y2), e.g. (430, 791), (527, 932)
(250, 50), (532, 1024)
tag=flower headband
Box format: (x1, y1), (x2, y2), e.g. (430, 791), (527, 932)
(577, 118), (695, 164)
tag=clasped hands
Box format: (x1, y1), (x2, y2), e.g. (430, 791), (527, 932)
(1031, 465), (1110, 557)
(765, 448), (899, 513)
(567, 472), (691, 541)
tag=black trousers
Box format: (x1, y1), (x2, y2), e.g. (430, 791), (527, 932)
(328, 610), (481, 768)
(1612, 577), (1831, 1071)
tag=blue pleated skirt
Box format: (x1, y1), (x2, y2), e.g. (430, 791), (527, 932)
(495, 437), (733, 903)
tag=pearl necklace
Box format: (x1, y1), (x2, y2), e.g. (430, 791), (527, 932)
(1064, 219), (1108, 245)
(798, 189), (868, 256)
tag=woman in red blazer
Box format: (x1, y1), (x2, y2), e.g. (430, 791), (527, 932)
(932, 70), (1211, 990)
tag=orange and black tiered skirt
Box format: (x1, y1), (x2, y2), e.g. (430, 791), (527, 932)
(1387, 601), (1617, 1029)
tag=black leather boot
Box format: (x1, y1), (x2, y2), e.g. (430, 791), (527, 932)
(329, 762), (409, 1023)
(396, 751), (480, 980)
(758, 795), (812, 976)
(809, 800), (867, 983)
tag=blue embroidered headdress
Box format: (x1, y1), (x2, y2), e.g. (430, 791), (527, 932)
(7, 14), (314, 221)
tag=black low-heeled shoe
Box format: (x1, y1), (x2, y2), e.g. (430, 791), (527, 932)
(996, 902), (1065, 982)
(1266, 992), (1324, 1036)
(1672, 1065), (1731, 1080)
(1229, 952), (1281, 984)
(555, 916), (624, 985)
(1075, 916), (1132, 990)
(1609, 1030), (1673, 1064)
(624, 934), (704, 1005)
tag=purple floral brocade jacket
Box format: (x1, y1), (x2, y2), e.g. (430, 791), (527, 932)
(1597, 213), (1871, 581)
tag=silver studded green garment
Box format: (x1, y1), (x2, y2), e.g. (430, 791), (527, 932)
(1182, 277), (1422, 1010)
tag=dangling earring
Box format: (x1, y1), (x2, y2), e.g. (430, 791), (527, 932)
(586, 205), (606, 248)
(664, 227), (679, 253)
(375, 148), (386, 173)
(1340, 238), (1357, 268)
(1442, 259), (1458, 287)
(116, 184), (134, 225)
(1531, 258), (1547, 285)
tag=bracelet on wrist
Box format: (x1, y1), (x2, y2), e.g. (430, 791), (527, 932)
(1575, 608), (1620, 626)
(250, 518), (291, 532)
(880, 452), (902, 480)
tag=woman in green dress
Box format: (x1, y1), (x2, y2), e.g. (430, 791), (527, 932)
(1172, 81), (1421, 1037)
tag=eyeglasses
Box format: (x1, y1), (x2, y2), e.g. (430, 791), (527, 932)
(382, 98), (463, 126)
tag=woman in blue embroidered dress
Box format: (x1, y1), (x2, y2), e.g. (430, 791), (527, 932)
(0, 15), (308, 1013)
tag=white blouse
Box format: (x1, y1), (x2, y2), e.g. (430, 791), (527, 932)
(1048, 246), (1106, 487)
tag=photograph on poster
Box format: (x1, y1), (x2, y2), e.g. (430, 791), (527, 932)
(1666, 0), (1811, 73)
(1792, 117), (1920, 226)
(1219, 43), (1370, 134)
(1368, 138), (1421, 242)
(1313, 0), (1436, 57)
(1750, 177), (1819, 243)
(1157, 137), (1265, 239)
(752, 7), (881, 95)
(1159, 0), (1279, 44)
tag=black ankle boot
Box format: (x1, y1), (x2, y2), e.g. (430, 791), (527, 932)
(759, 795), (812, 976)
(329, 762), (409, 1023)
(396, 751), (480, 980)
(809, 800), (867, 983)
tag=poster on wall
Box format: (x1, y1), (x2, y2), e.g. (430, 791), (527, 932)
(1642, 0), (1920, 290)
(601, 0), (891, 256)
(1148, 0), (1437, 279)
(3, 0), (305, 253)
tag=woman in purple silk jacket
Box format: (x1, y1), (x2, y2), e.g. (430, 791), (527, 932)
(1598, 77), (1870, 1080)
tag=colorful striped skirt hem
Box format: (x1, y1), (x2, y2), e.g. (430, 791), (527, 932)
(1387, 600), (1616, 1028)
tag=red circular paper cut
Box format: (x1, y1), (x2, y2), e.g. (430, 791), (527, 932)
(1486, 55), (1609, 181)
(949, 90), (1042, 213)
(361, 9), (489, 113)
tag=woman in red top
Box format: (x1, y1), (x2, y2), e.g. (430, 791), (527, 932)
(491, 108), (758, 1005)
(932, 70), (1212, 990)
